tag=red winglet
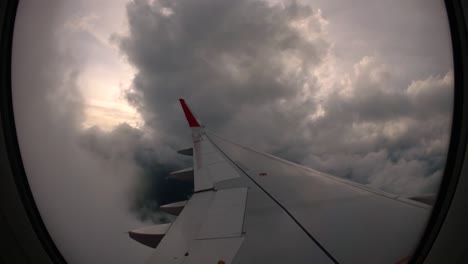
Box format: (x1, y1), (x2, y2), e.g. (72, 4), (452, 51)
(179, 99), (201, 127)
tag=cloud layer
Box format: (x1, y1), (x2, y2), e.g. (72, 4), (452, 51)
(13, 1), (153, 263)
(79, 124), (193, 222)
(114, 0), (453, 195)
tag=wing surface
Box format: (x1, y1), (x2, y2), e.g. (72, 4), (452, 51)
(145, 99), (430, 264)
(207, 132), (430, 264)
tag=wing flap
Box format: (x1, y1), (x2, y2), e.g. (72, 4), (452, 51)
(148, 187), (247, 263)
(197, 187), (247, 239)
(184, 237), (244, 264)
(148, 191), (213, 263)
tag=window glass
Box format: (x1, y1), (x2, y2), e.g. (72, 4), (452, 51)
(12, 0), (453, 263)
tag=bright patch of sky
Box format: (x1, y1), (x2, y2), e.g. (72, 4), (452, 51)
(61, 0), (141, 130)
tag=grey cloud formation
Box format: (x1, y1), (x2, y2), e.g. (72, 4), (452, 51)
(117, 0), (329, 144)
(12, 0), (453, 263)
(13, 1), (153, 263)
(79, 124), (193, 222)
(116, 0), (453, 196)
(305, 0), (452, 84)
(300, 59), (452, 194)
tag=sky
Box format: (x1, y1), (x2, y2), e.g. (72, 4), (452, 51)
(12, 0), (453, 263)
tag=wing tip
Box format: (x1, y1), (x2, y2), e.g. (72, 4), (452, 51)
(179, 98), (201, 127)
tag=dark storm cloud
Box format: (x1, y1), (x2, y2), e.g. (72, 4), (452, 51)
(116, 0), (328, 144)
(79, 124), (193, 222)
(117, 0), (453, 195)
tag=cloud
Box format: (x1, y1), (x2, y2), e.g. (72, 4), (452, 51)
(12, 0), (453, 263)
(12, 1), (153, 263)
(116, 0), (330, 144)
(300, 59), (453, 195)
(79, 124), (193, 222)
(115, 0), (453, 196)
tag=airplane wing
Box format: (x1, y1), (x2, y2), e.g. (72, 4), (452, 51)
(131, 99), (431, 264)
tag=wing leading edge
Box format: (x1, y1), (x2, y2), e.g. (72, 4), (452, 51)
(138, 99), (430, 264)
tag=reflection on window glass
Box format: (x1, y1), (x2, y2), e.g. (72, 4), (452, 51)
(12, 0), (452, 263)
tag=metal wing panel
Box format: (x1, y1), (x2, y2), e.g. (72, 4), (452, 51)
(147, 191), (214, 263)
(148, 188), (249, 263)
(158, 99), (428, 263)
(197, 187), (247, 239)
(192, 131), (241, 191)
(192, 134), (214, 191)
(203, 152), (225, 165)
(207, 132), (431, 264)
(208, 161), (241, 182)
(147, 100), (339, 263)
(184, 237), (244, 264)
(214, 168), (336, 264)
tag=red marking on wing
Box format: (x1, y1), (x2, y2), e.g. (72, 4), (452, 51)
(179, 98), (201, 127)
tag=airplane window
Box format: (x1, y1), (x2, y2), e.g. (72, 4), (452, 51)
(11, 0), (453, 263)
